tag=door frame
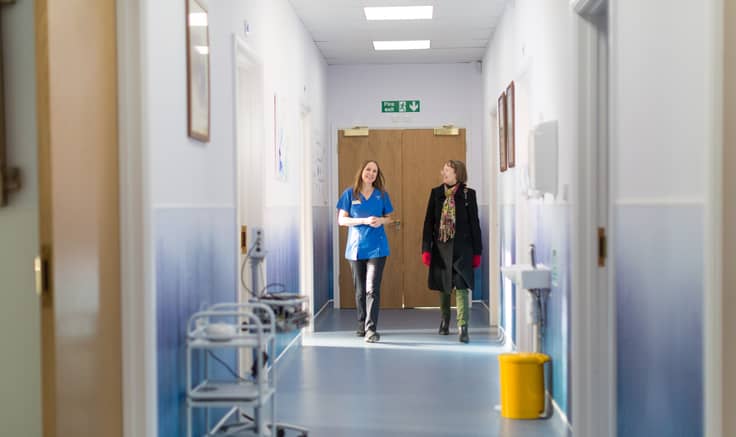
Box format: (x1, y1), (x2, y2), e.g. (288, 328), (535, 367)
(299, 105), (315, 329)
(232, 34), (265, 300)
(572, 5), (614, 437)
(487, 109), (501, 330)
(331, 126), (472, 309)
(708, 0), (726, 435)
(330, 123), (340, 308)
(117, 0), (156, 436)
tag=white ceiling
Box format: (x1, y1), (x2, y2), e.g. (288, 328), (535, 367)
(288, 0), (508, 65)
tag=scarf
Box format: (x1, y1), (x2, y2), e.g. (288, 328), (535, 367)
(439, 184), (459, 243)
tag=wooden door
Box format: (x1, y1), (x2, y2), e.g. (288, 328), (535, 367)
(337, 130), (404, 308)
(401, 129), (467, 307)
(36, 0), (122, 435)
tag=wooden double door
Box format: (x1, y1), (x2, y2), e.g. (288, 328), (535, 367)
(338, 128), (467, 308)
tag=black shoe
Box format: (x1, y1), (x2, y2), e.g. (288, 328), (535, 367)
(459, 325), (469, 343)
(356, 322), (366, 337)
(439, 319), (449, 335)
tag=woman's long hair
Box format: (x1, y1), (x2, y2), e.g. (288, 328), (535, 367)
(352, 160), (385, 200)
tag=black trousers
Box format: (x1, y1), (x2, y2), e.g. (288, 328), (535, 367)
(348, 257), (387, 332)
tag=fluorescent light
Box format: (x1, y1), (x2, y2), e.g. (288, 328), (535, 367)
(373, 40), (430, 51)
(189, 12), (208, 27)
(364, 6), (433, 20)
(195, 46), (209, 55)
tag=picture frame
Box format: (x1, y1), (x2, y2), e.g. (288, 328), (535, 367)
(505, 81), (516, 168)
(498, 92), (508, 172)
(186, 0), (211, 142)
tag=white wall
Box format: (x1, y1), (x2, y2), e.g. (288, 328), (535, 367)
(138, 0), (328, 434)
(144, 0), (231, 207)
(610, 1), (718, 435)
(145, 0), (328, 208)
(612, 2), (709, 202)
(483, 1), (578, 208)
(211, 0), (328, 212)
(481, 0), (579, 417)
(327, 63), (484, 198)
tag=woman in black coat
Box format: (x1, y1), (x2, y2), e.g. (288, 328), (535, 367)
(421, 160), (482, 343)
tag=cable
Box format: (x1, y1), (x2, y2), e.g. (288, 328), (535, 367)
(239, 253), (253, 296)
(206, 350), (250, 383)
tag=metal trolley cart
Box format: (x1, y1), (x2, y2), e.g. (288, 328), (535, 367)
(186, 302), (309, 436)
(186, 302), (276, 436)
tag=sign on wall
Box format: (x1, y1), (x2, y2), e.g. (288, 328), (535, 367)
(381, 100), (420, 113)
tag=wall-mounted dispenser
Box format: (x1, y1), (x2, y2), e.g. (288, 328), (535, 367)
(527, 120), (558, 198)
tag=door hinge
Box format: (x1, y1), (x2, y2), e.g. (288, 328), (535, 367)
(0, 0), (20, 207)
(240, 225), (247, 255)
(34, 249), (50, 297)
(598, 227), (607, 267)
(0, 167), (21, 206)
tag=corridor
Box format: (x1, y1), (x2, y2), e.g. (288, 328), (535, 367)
(1, 0), (734, 436)
(275, 307), (569, 437)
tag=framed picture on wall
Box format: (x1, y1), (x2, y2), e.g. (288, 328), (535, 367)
(506, 81), (516, 168)
(498, 92), (508, 172)
(186, 0), (211, 142)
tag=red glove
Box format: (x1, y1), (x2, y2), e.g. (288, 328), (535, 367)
(422, 252), (431, 266)
(472, 255), (481, 269)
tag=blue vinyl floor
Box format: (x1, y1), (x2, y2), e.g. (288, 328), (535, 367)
(272, 304), (570, 437)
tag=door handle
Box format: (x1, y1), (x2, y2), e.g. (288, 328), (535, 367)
(34, 250), (50, 297)
(34, 256), (44, 296)
(392, 219), (401, 231)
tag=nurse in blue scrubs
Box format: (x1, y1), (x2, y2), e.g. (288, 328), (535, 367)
(336, 160), (394, 343)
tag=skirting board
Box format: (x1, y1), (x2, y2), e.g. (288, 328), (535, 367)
(272, 298), (335, 366)
(313, 299), (334, 321)
(272, 330), (303, 367)
(549, 392), (573, 435)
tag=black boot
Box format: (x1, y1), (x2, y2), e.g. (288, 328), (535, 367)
(459, 325), (469, 343)
(439, 318), (449, 335)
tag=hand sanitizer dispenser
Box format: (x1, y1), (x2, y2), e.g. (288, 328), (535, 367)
(528, 120), (558, 197)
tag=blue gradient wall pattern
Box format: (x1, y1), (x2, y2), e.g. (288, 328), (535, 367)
(500, 204), (516, 343)
(615, 205), (703, 437)
(264, 205), (301, 357)
(478, 204), (490, 302)
(530, 203), (571, 416)
(155, 207), (238, 436)
(313, 206), (334, 309)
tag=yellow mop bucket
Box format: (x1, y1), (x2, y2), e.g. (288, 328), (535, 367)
(498, 352), (550, 419)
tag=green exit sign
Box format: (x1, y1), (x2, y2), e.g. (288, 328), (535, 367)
(382, 100), (421, 113)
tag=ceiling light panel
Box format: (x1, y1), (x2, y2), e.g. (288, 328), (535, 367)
(372, 40), (431, 51)
(364, 6), (433, 21)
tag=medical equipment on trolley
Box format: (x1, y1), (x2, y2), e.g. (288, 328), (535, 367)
(184, 227), (310, 436)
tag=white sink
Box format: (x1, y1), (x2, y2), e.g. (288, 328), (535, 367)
(500, 264), (551, 290)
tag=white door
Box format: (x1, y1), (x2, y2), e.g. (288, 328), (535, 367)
(0, 183), (43, 436)
(0, 0), (42, 433)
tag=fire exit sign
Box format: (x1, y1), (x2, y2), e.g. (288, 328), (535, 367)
(382, 100), (420, 113)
